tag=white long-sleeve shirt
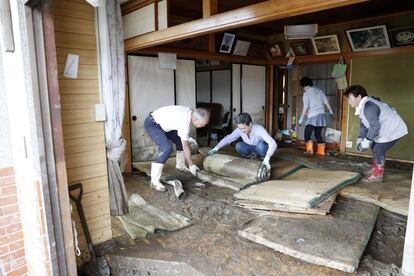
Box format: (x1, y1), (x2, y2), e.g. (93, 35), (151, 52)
(214, 123), (277, 159)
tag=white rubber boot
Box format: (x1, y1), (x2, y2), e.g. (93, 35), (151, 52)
(150, 163), (166, 192)
(175, 151), (188, 171)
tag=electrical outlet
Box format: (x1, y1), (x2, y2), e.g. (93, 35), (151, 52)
(346, 141), (353, 148)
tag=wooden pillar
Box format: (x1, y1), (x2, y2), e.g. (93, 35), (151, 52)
(339, 56), (351, 153)
(402, 165), (414, 276)
(202, 0), (217, 53)
(42, 0), (77, 274)
(123, 55), (132, 173)
(265, 64), (274, 133)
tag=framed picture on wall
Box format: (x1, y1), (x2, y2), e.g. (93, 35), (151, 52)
(311, 34), (341, 55)
(346, 25), (391, 52)
(389, 27), (414, 47)
(290, 41), (312, 56)
(219, 33), (236, 54)
(232, 40), (251, 56)
(268, 43), (284, 57)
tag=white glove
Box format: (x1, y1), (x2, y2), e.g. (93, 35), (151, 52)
(356, 138), (371, 152)
(189, 164), (199, 176)
(298, 115), (304, 125)
(175, 151), (189, 171)
(261, 156), (271, 170)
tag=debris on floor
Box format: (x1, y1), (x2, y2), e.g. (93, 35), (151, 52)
(339, 169), (411, 216)
(116, 147), (411, 275)
(366, 209), (407, 266)
(234, 193), (337, 215)
(234, 168), (361, 208)
(118, 194), (192, 240)
(238, 198), (379, 273)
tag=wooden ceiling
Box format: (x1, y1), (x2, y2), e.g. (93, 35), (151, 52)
(122, 0), (414, 56)
(169, 0), (414, 35)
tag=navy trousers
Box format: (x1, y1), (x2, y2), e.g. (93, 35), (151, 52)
(371, 139), (399, 165)
(235, 140), (268, 158)
(144, 115), (183, 164)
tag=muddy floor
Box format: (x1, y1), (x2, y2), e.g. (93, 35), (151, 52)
(102, 149), (409, 276)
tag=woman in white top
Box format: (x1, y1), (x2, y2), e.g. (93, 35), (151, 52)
(298, 77), (334, 155)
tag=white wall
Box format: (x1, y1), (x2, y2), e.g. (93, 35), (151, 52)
(241, 64), (266, 125)
(128, 56), (197, 161)
(0, 49), (13, 168)
(176, 60), (196, 138)
(196, 71), (210, 103)
(176, 60), (195, 108)
(212, 70), (231, 114)
(122, 0), (167, 39)
(128, 56), (175, 161)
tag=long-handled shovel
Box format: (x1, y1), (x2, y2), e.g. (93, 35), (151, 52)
(69, 183), (110, 275)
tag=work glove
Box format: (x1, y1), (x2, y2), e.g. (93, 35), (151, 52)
(189, 164), (199, 176)
(356, 138), (371, 152)
(176, 163), (189, 172)
(329, 111), (335, 118)
(261, 156), (271, 170)
(208, 148), (218, 156)
(298, 115), (304, 126)
(188, 137), (198, 150)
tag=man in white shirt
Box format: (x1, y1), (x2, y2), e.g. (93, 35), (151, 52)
(144, 106), (210, 191)
(208, 113), (277, 170)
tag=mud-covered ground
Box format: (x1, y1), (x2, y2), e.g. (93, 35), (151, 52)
(95, 150), (409, 275)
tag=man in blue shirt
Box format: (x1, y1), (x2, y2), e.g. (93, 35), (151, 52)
(207, 113), (277, 170)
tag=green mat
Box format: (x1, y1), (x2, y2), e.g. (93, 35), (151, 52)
(118, 194), (192, 240)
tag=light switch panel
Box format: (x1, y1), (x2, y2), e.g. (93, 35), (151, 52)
(95, 104), (106, 122)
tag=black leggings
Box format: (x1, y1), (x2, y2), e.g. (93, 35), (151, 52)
(304, 125), (324, 143)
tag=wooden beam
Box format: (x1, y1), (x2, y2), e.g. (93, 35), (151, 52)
(121, 0), (154, 16)
(124, 0), (368, 52)
(134, 46), (268, 65)
(203, 0), (217, 53)
(269, 44), (414, 66)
